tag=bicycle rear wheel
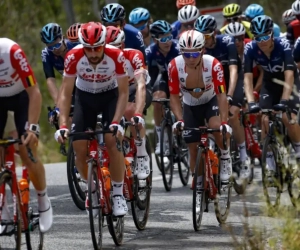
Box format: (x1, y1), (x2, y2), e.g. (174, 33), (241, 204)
(192, 148), (206, 231)
(67, 142), (85, 210)
(131, 136), (153, 230)
(160, 119), (174, 191)
(153, 127), (162, 172)
(25, 207), (44, 250)
(107, 214), (124, 246)
(87, 161), (103, 250)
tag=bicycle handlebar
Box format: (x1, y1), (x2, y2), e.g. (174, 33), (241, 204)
(125, 118), (141, 141)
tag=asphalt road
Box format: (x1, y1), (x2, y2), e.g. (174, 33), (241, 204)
(9, 157), (294, 250)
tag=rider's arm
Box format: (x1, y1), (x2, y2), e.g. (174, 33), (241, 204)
(134, 29), (147, 64)
(282, 39), (295, 100)
(212, 59), (228, 123)
(227, 36), (238, 97)
(253, 65), (263, 92)
(168, 61), (183, 121)
(243, 43), (255, 102)
(293, 38), (300, 70)
(286, 23), (295, 46)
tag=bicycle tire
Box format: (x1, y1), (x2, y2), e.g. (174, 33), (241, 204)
(25, 207), (44, 250)
(87, 161), (103, 250)
(160, 119), (174, 191)
(177, 135), (190, 186)
(131, 136), (153, 230)
(106, 214), (124, 246)
(66, 142), (85, 210)
(261, 136), (283, 211)
(153, 127), (162, 172)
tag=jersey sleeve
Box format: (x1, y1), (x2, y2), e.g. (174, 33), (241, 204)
(63, 49), (78, 77)
(224, 36), (238, 66)
(129, 50), (146, 70)
(114, 50), (127, 77)
(134, 31), (147, 65)
(243, 42), (255, 73)
(280, 38), (295, 70)
(293, 37), (300, 63)
(168, 59), (180, 95)
(211, 58), (226, 94)
(10, 44), (37, 88)
(41, 48), (55, 79)
(286, 23), (295, 45)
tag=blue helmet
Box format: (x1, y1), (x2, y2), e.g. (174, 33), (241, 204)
(150, 20), (172, 38)
(273, 23), (281, 37)
(129, 7), (150, 25)
(100, 3), (126, 23)
(244, 4), (264, 20)
(250, 15), (273, 36)
(40, 23), (62, 44)
(194, 15), (217, 33)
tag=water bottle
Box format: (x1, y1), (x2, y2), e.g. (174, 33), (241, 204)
(18, 178), (29, 211)
(102, 166), (111, 192)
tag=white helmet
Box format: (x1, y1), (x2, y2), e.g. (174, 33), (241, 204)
(282, 9), (296, 25)
(292, 0), (300, 15)
(225, 22), (245, 36)
(179, 30), (205, 50)
(178, 5), (199, 23)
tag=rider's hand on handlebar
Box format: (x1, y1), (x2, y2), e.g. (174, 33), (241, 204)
(220, 122), (232, 137)
(280, 99), (289, 106)
(22, 131), (38, 146)
(54, 127), (69, 143)
(172, 120), (184, 134)
(109, 122), (124, 140)
(131, 114), (145, 129)
(248, 102), (260, 114)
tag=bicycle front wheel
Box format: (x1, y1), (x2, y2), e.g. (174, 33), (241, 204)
(177, 135), (190, 186)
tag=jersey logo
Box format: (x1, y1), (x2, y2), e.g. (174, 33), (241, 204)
(64, 53), (75, 71)
(213, 62), (224, 83)
(222, 35), (234, 46)
(136, 32), (145, 47)
(41, 49), (48, 63)
(280, 38), (291, 51)
(261, 63), (284, 73)
(244, 42), (253, 55)
(14, 49), (29, 72)
(132, 53), (143, 69)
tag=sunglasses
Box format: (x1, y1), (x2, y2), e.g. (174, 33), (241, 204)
(47, 40), (63, 51)
(234, 35), (244, 42)
(203, 31), (214, 39)
(226, 16), (239, 22)
(83, 46), (104, 52)
(156, 35), (173, 43)
(135, 22), (148, 31)
(182, 51), (202, 59)
(254, 32), (272, 43)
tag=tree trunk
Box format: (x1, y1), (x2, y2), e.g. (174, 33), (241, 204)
(62, 0), (76, 26)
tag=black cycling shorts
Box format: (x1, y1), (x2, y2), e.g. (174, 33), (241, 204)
(0, 90), (29, 139)
(128, 84), (153, 112)
(71, 88), (119, 141)
(183, 96), (219, 144)
(151, 72), (170, 97)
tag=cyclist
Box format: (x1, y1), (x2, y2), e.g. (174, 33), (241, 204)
(244, 15), (300, 173)
(0, 38), (52, 233)
(282, 9), (296, 38)
(195, 15), (251, 178)
(66, 22), (81, 43)
(40, 23), (79, 114)
(220, 3), (253, 39)
(55, 22), (129, 217)
(146, 20), (180, 155)
(168, 29), (232, 182)
(287, 0), (300, 45)
(128, 7), (153, 47)
(224, 22), (263, 92)
(171, 0), (197, 40)
(293, 37), (300, 69)
(100, 3), (146, 58)
(105, 26), (152, 179)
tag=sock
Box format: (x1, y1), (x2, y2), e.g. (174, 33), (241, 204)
(238, 142), (247, 162)
(135, 137), (147, 156)
(37, 188), (49, 212)
(220, 148), (230, 159)
(197, 175), (203, 185)
(293, 142), (300, 158)
(112, 181), (123, 196)
(155, 126), (161, 143)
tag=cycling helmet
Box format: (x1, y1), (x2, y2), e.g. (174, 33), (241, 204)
(176, 0), (196, 10)
(129, 7), (150, 25)
(179, 30), (205, 50)
(66, 23), (81, 43)
(225, 22), (245, 36)
(250, 15), (273, 36)
(244, 4), (264, 19)
(178, 5), (199, 23)
(292, 0), (300, 15)
(150, 20), (172, 38)
(194, 15), (217, 32)
(40, 23), (62, 44)
(100, 3), (126, 23)
(105, 26), (125, 46)
(78, 22), (106, 47)
(223, 4), (242, 18)
(273, 23), (281, 37)
(282, 9), (296, 25)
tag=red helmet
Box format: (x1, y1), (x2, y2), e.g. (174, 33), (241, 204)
(66, 22), (81, 42)
(176, 0), (196, 10)
(78, 22), (106, 47)
(105, 26), (125, 47)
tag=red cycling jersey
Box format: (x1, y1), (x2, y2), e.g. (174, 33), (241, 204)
(0, 38), (37, 97)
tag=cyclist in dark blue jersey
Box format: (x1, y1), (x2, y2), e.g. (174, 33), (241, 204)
(244, 15), (300, 169)
(129, 7), (154, 47)
(195, 14), (250, 178)
(100, 3), (146, 59)
(40, 23), (79, 105)
(146, 20), (180, 154)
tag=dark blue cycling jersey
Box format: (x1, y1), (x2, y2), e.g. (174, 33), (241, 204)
(41, 39), (79, 79)
(244, 37), (295, 80)
(123, 24), (146, 60)
(293, 37), (300, 63)
(171, 20), (181, 40)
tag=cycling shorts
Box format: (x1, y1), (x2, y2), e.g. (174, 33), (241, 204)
(128, 84), (153, 112)
(151, 72), (170, 97)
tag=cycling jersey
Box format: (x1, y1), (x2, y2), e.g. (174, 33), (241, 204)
(41, 39), (79, 78)
(286, 19), (300, 45)
(220, 21), (253, 39)
(0, 38), (37, 97)
(171, 20), (181, 40)
(293, 37), (300, 62)
(244, 37), (295, 80)
(168, 54), (226, 106)
(64, 44), (127, 94)
(243, 38), (259, 78)
(123, 24), (146, 60)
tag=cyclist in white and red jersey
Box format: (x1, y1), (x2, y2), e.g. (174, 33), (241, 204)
(105, 26), (152, 180)
(0, 38), (53, 233)
(168, 30), (232, 183)
(54, 22), (129, 217)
